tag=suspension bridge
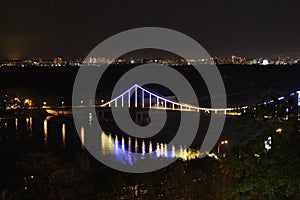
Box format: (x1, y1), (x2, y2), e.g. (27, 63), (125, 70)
(98, 84), (245, 115)
(44, 85), (299, 118)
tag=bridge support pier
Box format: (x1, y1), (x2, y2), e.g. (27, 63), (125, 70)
(135, 111), (143, 125)
(99, 110), (105, 119)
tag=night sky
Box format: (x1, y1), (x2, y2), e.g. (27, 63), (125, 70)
(0, 0), (299, 60)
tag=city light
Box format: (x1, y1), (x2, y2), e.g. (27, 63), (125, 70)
(262, 59), (269, 65)
(0, 55), (299, 67)
(218, 140), (228, 154)
(297, 91), (300, 106)
(1, 1), (300, 198)
(276, 128), (283, 134)
(264, 136), (272, 152)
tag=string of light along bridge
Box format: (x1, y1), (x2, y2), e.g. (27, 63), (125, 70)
(98, 84), (247, 115)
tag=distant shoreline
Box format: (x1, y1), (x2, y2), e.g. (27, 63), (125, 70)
(0, 108), (50, 119)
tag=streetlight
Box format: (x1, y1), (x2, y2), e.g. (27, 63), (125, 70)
(218, 140), (228, 154)
(276, 128), (282, 134)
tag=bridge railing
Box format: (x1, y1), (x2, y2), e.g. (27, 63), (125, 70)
(98, 84), (241, 114)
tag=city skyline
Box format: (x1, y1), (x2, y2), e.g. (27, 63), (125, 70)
(0, 54), (299, 67)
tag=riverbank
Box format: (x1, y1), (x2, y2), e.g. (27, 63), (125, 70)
(0, 108), (50, 119)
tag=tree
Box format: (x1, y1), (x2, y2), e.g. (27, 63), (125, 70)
(11, 153), (97, 200)
(228, 93), (300, 199)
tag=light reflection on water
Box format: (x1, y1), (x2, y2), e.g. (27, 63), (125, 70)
(29, 117), (32, 132)
(80, 126), (85, 150)
(25, 117), (33, 133)
(62, 123), (66, 147)
(0, 116), (202, 164)
(99, 131), (201, 162)
(44, 119), (47, 144)
(15, 118), (18, 130)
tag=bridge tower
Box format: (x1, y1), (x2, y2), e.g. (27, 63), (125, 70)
(134, 87), (144, 125)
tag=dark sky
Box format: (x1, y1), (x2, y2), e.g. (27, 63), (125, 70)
(0, 0), (299, 60)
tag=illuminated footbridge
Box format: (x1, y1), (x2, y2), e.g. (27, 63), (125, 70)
(98, 84), (244, 115)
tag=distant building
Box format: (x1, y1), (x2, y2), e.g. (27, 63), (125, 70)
(262, 59), (269, 65)
(53, 57), (63, 66)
